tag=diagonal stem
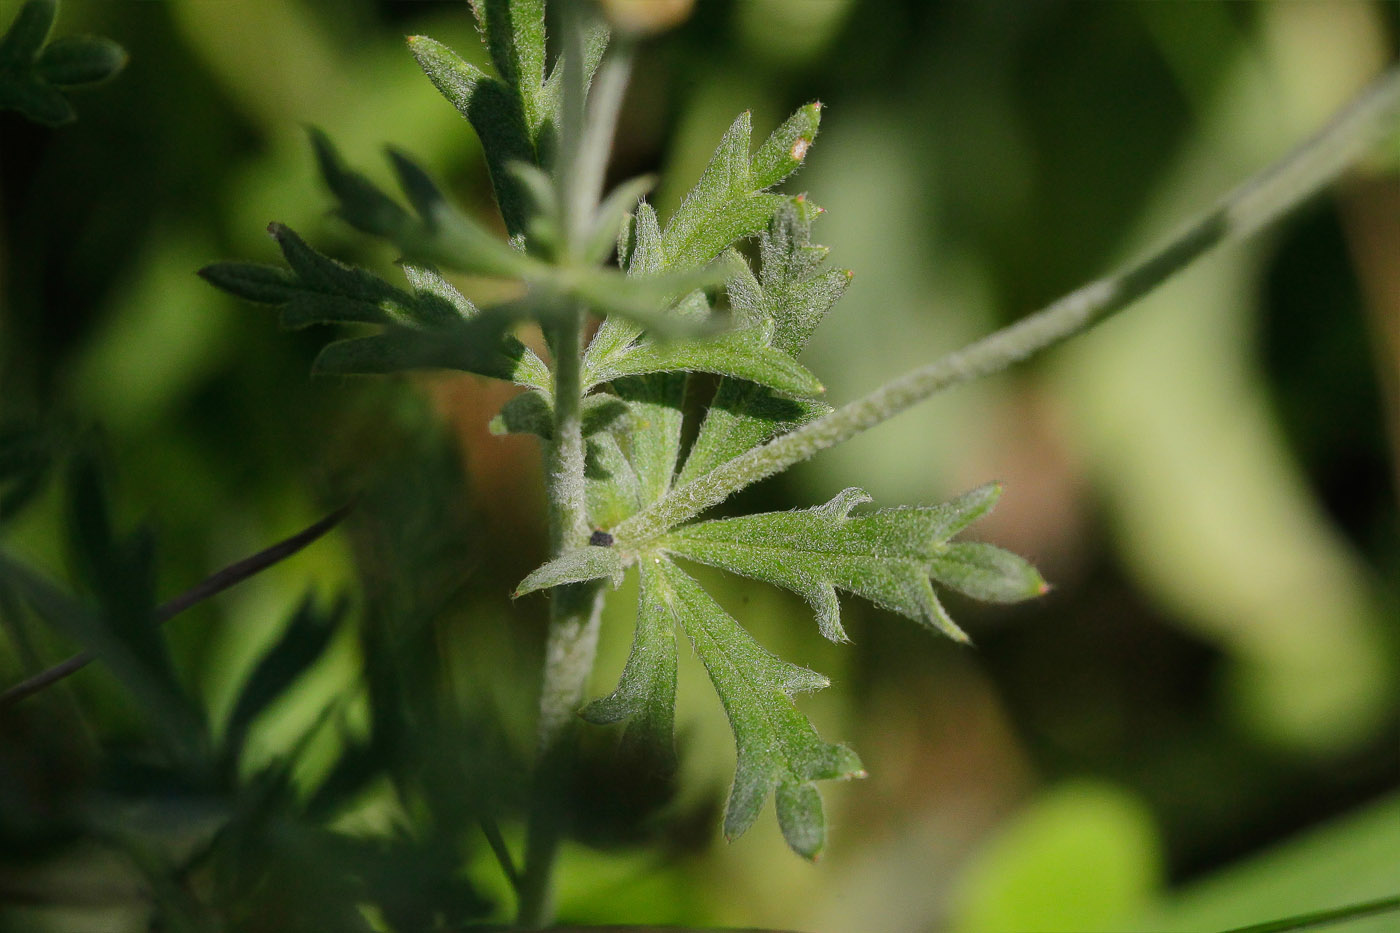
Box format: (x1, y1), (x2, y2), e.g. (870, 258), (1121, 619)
(1216, 895), (1400, 933)
(0, 504), (350, 709)
(612, 64), (1400, 544)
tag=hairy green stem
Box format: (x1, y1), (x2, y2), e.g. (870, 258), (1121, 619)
(613, 64), (1400, 544)
(543, 311), (589, 552)
(519, 307), (598, 928)
(517, 579), (604, 928)
(519, 9), (633, 925)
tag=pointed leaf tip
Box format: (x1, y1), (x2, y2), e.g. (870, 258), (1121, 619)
(516, 545), (628, 596)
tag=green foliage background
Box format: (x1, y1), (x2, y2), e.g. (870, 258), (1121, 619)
(1, 0), (1396, 930)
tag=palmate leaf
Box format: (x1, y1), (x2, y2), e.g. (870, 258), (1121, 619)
(525, 484), (1047, 643)
(660, 485), (1047, 643)
(200, 224), (549, 389)
(0, 0), (126, 127)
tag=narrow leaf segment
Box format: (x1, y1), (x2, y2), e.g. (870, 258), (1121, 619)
(603, 557), (862, 859)
(578, 560), (679, 772)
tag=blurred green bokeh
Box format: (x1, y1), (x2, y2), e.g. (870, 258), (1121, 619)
(2, 0), (1396, 930)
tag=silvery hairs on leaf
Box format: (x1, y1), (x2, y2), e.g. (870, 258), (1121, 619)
(659, 485), (1048, 644)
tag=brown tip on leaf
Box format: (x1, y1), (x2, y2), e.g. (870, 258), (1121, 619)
(844, 269), (854, 280)
(266, 222), (281, 237)
(1037, 580), (1053, 596)
(813, 100), (823, 111)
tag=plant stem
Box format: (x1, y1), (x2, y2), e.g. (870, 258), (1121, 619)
(613, 64), (1400, 543)
(519, 8), (632, 925)
(1217, 895), (1400, 933)
(518, 304), (600, 928)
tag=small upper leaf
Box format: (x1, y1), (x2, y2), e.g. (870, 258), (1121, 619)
(679, 203), (850, 484)
(658, 484), (1046, 643)
(659, 106), (822, 271)
(468, 0), (548, 133)
(408, 35), (537, 238)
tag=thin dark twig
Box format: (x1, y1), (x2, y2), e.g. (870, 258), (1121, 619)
(0, 504), (352, 709)
(480, 816), (523, 895)
(1217, 895), (1400, 933)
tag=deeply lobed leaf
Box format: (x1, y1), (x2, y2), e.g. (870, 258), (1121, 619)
(658, 484), (1047, 643)
(573, 106), (830, 533)
(307, 130), (533, 280)
(200, 224), (548, 388)
(408, 35), (537, 238)
(679, 204), (849, 484)
(581, 101), (823, 380)
(660, 104), (822, 271)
